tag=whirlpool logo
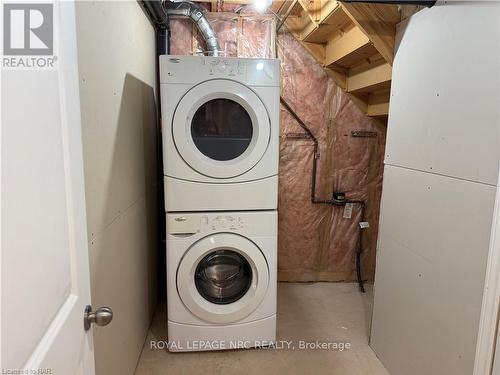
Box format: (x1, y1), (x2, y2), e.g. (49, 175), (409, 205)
(2, 2), (57, 69)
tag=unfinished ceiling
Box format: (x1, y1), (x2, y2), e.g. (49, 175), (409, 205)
(272, 0), (404, 121)
(196, 0), (422, 121)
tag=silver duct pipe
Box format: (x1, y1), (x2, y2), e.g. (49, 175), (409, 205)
(163, 1), (220, 56)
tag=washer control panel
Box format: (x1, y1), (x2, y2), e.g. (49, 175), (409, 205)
(167, 214), (244, 235)
(167, 212), (276, 238)
(204, 215), (244, 231)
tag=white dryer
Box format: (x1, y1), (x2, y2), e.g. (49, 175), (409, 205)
(166, 211), (277, 351)
(160, 55), (280, 212)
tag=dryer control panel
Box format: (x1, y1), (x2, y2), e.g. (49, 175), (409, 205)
(159, 55), (280, 87)
(203, 58), (246, 77)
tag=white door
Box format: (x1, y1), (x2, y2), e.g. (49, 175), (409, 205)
(172, 80), (271, 179)
(2, 1), (100, 374)
(177, 233), (269, 323)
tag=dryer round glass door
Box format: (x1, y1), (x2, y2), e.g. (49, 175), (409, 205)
(191, 99), (253, 162)
(177, 233), (269, 324)
(172, 79), (271, 179)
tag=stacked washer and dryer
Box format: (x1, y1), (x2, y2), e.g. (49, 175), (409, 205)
(160, 55), (280, 351)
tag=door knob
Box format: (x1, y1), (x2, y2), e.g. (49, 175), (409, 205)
(84, 305), (113, 331)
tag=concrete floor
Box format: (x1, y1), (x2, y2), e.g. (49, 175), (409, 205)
(134, 283), (388, 375)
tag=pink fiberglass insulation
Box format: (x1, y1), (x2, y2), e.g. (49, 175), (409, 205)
(202, 13), (239, 57)
(277, 33), (385, 282)
(188, 13), (275, 58)
(169, 18), (193, 55)
(169, 13), (385, 282)
(240, 17), (275, 58)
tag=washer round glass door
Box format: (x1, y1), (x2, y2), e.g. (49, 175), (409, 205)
(195, 250), (252, 305)
(172, 80), (271, 179)
(177, 233), (269, 324)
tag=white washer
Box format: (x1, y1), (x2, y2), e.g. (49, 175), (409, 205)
(160, 55), (280, 212)
(166, 211), (277, 352)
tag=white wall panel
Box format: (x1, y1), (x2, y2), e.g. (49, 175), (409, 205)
(89, 198), (156, 375)
(385, 2), (500, 186)
(76, 1), (157, 238)
(371, 165), (495, 374)
(75, 2), (158, 374)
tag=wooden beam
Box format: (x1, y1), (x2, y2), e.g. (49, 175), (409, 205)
(367, 90), (390, 117)
(278, 0), (396, 119)
(348, 93), (368, 114)
(284, 15), (304, 35)
(325, 68), (347, 90)
(320, 0), (341, 22)
(347, 62), (391, 93)
(298, 0), (317, 23)
(311, 0), (322, 22)
(367, 101), (389, 117)
(271, 0), (288, 13)
(300, 2), (350, 43)
(300, 40), (326, 64)
(285, 14), (327, 63)
(325, 26), (370, 67)
(300, 15), (319, 40)
(340, 3), (399, 65)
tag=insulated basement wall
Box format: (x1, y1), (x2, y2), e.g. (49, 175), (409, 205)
(170, 12), (384, 282)
(75, 2), (158, 375)
(371, 2), (500, 374)
(277, 32), (385, 282)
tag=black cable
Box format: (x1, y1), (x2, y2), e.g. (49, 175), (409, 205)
(348, 200), (366, 293)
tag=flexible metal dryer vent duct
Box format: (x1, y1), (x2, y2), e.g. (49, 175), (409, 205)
(163, 0), (220, 56)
